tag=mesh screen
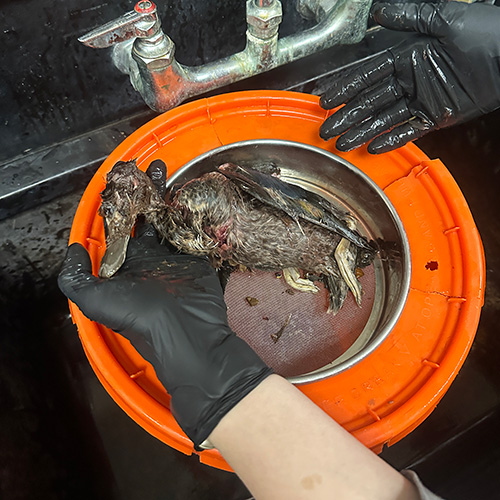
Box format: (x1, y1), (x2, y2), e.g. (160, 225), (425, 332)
(225, 266), (376, 378)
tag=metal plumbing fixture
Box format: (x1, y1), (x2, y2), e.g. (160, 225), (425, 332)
(78, 0), (373, 112)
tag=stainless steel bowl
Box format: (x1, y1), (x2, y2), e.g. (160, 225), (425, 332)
(167, 139), (411, 383)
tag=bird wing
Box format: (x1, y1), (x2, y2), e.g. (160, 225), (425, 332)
(217, 163), (374, 251)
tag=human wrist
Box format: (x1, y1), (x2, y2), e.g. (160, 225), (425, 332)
(206, 374), (287, 449)
(165, 333), (273, 449)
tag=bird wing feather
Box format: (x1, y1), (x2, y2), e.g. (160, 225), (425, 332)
(217, 163), (374, 251)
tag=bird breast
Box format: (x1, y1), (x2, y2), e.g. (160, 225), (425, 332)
(160, 171), (341, 273)
(229, 203), (342, 273)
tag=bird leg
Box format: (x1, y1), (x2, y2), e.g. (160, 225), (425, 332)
(334, 217), (362, 307)
(323, 271), (348, 315)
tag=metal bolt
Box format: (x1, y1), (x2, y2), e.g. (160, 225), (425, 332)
(247, 0), (283, 40)
(135, 1), (156, 14)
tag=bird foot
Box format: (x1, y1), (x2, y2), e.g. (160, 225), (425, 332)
(282, 267), (320, 293)
(334, 219), (362, 306)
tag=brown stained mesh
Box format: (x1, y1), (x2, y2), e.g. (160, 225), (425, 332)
(225, 265), (376, 378)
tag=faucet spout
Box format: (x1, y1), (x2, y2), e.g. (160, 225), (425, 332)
(79, 0), (373, 113)
(279, 0), (373, 60)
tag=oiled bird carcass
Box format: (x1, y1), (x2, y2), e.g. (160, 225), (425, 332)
(98, 159), (377, 314)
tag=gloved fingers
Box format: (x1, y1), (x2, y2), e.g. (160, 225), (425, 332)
(134, 159), (168, 245)
(367, 117), (432, 154)
(146, 159), (168, 199)
(336, 99), (413, 152)
(57, 243), (121, 327)
(320, 53), (394, 110)
(133, 216), (158, 243)
(320, 77), (403, 139)
(58, 243), (101, 300)
(372, 2), (449, 37)
(58, 243), (150, 331)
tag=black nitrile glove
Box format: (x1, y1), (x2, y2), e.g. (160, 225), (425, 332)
(320, 1), (500, 154)
(58, 162), (272, 449)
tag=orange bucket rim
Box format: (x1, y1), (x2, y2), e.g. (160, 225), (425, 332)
(67, 90), (485, 469)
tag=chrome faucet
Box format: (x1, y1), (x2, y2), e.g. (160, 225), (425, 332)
(79, 0), (372, 113)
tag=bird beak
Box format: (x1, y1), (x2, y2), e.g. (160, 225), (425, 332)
(99, 234), (130, 278)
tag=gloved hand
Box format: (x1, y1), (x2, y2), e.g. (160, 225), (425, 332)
(58, 161), (272, 449)
(319, 1), (500, 154)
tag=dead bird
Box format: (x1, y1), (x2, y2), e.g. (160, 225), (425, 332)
(98, 159), (377, 314)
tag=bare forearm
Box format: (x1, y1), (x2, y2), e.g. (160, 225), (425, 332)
(209, 375), (418, 500)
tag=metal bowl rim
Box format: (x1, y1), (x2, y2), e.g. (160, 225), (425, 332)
(170, 139), (411, 383)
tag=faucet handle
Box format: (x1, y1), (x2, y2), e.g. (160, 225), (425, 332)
(78, 1), (160, 48)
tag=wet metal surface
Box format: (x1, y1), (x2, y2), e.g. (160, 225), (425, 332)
(77, 0), (372, 113)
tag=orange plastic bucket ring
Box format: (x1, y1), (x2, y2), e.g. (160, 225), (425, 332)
(68, 90), (485, 471)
